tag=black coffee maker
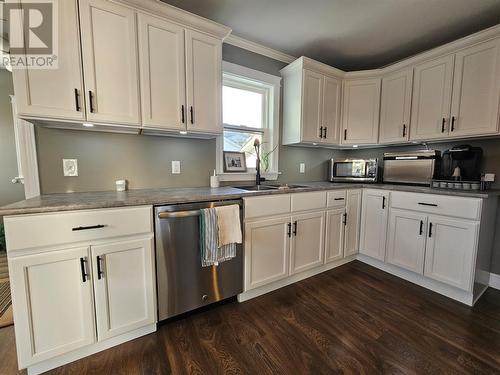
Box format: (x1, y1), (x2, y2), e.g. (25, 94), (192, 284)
(440, 145), (483, 181)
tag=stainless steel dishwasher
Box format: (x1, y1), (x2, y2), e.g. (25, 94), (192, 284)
(154, 200), (244, 321)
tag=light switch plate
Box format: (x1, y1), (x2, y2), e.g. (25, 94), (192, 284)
(172, 161), (181, 174)
(63, 159), (78, 177)
(299, 163), (305, 174)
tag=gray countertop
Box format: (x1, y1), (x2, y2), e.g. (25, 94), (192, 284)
(1, 182), (498, 216)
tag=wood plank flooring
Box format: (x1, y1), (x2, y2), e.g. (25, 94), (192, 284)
(1, 261), (500, 374)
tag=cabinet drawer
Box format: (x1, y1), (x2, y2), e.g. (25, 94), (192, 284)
(327, 190), (347, 208)
(390, 192), (482, 220)
(291, 191), (327, 212)
(244, 194), (291, 219)
(5, 206), (153, 252)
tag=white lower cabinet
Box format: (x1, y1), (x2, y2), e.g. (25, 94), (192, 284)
(359, 190), (389, 261)
(344, 190), (362, 256)
(325, 208), (345, 263)
(244, 217), (290, 290)
(290, 211), (325, 274)
(9, 247), (96, 368)
(386, 209), (428, 274)
(424, 216), (478, 290)
(92, 238), (156, 341)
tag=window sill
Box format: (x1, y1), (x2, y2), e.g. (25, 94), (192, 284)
(217, 171), (280, 182)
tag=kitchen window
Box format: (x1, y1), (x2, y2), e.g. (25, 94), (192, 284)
(217, 61), (281, 181)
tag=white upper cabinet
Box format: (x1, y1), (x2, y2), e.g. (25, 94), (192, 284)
(450, 39), (500, 137)
(138, 14), (186, 131)
(379, 68), (413, 144)
(341, 78), (381, 145)
(12, 0), (85, 121)
(281, 58), (342, 146)
(359, 190), (389, 261)
(185, 30), (222, 134)
(410, 55), (455, 140)
(79, 0), (141, 126)
(322, 75), (342, 144)
(301, 69), (324, 143)
(424, 216), (478, 291)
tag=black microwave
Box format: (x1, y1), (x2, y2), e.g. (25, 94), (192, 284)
(329, 159), (379, 182)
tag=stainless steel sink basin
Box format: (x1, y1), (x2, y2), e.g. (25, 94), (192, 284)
(234, 185), (278, 191)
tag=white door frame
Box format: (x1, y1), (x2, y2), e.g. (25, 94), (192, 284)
(10, 95), (40, 199)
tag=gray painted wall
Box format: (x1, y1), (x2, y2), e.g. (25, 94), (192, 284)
(0, 70), (24, 206)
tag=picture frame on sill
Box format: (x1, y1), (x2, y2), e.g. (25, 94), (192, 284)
(223, 151), (247, 173)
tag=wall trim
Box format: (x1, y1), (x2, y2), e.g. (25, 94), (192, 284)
(489, 273), (500, 290)
(225, 34), (296, 64)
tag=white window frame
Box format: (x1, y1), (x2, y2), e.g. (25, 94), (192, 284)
(217, 61), (281, 181)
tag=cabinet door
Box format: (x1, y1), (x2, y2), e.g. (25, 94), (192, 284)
(344, 190), (362, 256)
(325, 208), (345, 263)
(359, 190), (389, 261)
(424, 216), (478, 291)
(12, 0), (85, 121)
(450, 39), (500, 137)
(138, 14), (186, 130)
(92, 238), (156, 341)
(244, 217), (290, 290)
(379, 68), (413, 144)
(301, 69), (323, 142)
(79, 0), (140, 125)
(290, 211), (325, 274)
(321, 75), (341, 144)
(9, 247), (95, 368)
(185, 29), (222, 134)
(386, 209), (427, 274)
(410, 55), (454, 140)
(341, 78), (381, 145)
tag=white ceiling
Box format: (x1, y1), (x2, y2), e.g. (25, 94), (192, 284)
(161, 0), (500, 70)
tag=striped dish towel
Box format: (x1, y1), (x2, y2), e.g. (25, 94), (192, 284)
(199, 208), (237, 267)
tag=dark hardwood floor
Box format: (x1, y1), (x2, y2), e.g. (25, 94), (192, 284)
(1, 261), (500, 374)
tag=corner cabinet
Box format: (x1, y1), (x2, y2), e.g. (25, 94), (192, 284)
(281, 57), (342, 146)
(4, 206), (156, 372)
(341, 77), (381, 145)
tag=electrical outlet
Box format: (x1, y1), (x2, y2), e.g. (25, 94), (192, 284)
(299, 163), (305, 174)
(172, 161), (181, 174)
(63, 159), (78, 177)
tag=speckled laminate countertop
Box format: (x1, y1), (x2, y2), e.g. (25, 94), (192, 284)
(0, 182), (498, 216)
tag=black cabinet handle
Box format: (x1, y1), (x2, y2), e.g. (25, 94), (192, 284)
(181, 105), (185, 124)
(324, 127), (327, 139)
(72, 224), (106, 232)
(419, 220), (424, 235)
(418, 202), (438, 207)
(96, 255), (105, 280)
(344, 129), (347, 141)
(441, 118), (446, 133)
(451, 116), (456, 132)
(80, 257), (89, 283)
(74, 89), (81, 112)
(334, 197), (345, 201)
(287, 222), (292, 238)
(343, 213), (347, 226)
(293, 221), (297, 236)
(402, 124), (407, 138)
(190, 106), (194, 124)
(89, 91), (95, 113)
(382, 196), (386, 209)
(319, 126), (323, 139)
(428, 222), (433, 238)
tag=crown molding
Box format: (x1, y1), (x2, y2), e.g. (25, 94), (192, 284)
(224, 34), (296, 64)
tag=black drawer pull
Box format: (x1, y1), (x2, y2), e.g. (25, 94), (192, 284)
(181, 105), (185, 124)
(89, 91), (95, 113)
(80, 257), (89, 282)
(419, 220), (424, 235)
(190, 106), (194, 124)
(343, 213), (347, 226)
(74, 89), (81, 112)
(441, 118), (446, 133)
(323, 127), (327, 139)
(334, 198), (345, 201)
(96, 255), (105, 280)
(382, 196), (386, 209)
(428, 222), (433, 238)
(418, 203), (438, 207)
(287, 222), (292, 238)
(319, 126), (323, 139)
(72, 224), (106, 232)
(293, 221), (297, 236)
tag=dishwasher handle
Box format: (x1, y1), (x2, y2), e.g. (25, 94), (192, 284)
(158, 210), (201, 219)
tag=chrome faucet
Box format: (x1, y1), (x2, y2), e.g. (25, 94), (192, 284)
(254, 139), (265, 185)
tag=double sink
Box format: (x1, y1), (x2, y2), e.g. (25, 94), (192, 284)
(234, 184), (308, 192)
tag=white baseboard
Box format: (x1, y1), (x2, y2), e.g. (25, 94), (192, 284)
(489, 273), (500, 290)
